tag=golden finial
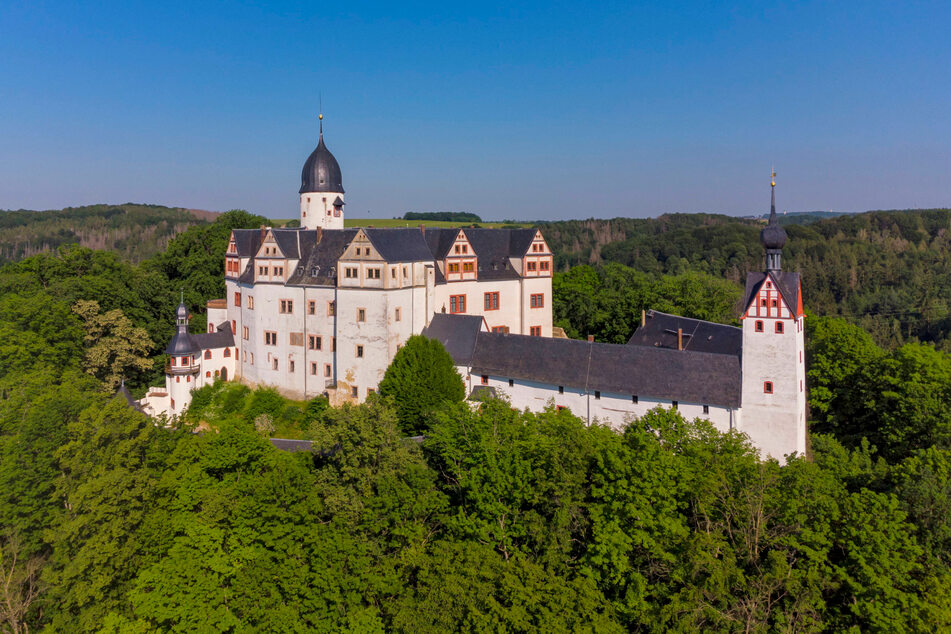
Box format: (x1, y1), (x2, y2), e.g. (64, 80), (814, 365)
(771, 166), (776, 187)
(318, 113), (323, 120)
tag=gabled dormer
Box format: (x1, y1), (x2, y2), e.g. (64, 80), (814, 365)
(445, 230), (478, 282)
(253, 229), (288, 283)
(339, 230), (386, 287)
(225, 231), (241, 278)
(520, 229), (552, 277)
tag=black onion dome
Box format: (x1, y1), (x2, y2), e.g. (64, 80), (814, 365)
(300, 135), (344, 194)
(761, 216), (787, 249)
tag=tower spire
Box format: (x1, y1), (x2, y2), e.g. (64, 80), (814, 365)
(760, 168), (787, 273)
(318, 112), (323, 137)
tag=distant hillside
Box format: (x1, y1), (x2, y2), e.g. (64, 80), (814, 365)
(542, 208), (951, 350)
(0, 203), (216, 264)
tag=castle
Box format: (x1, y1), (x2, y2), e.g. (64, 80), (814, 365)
(141, 122), (806, 461)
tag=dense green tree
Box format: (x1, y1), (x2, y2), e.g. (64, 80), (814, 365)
(378, 335), (465, 434)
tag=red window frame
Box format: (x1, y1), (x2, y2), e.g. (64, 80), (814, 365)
(755, 320), (764, 332)
(775, 321), (784, 334)
(233, 292), (241, 307)
(450, 294), (466, 314)
(484, 292), (499, 311)
(530, 326), (541, 336)
(204, 350), (211, 359)
(530, 293), (544, 308)
(481, 375), (489, 385)
(764, 381), (774, 394)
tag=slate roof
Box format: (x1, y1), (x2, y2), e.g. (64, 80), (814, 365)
(627, 310), (742, 357)
(232, 229), (263, 257)
(271, 229), (309, 259)
(300, 134), (344, 194)
(464, 332), (741, 408)
(286, 229), (358, 286)
(166, 330), (199, 355)
(423, 228), (459, 259)
(744, 271), (802, 316)
(192, 322), (235, 350)
(421, 314), (486, 365)
(363, 228), (435, 262)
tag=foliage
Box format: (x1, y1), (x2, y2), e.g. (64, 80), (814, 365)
(378, 335), (465, 434)
(0, 203), (211, 264)
(72, 299), (153, 391)
(553, 263), (742, 343)
(403, 211), (482, 223)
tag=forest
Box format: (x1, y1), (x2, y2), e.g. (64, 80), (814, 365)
(2, 208), (951, 631)
(0, 204), (214, 265)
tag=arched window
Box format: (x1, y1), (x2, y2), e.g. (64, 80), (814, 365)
(206, 371), (211, 378)
(204, 350), (211, 359)
(224, 348), (231, 358)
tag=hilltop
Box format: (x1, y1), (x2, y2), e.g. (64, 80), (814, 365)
(0, 203), (217, 264)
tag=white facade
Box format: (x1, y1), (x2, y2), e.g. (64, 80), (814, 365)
(738, 276), (808, 460)
(300, 191), (344, 230)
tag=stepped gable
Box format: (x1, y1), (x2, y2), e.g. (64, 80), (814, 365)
(465, 331), (741, 409)
(286, 228), (359, 286)
(744, 271), (802, 316)
(421, 314), (486, 366)
(363, 228), (435, 262)
(627, 310), (742, 357)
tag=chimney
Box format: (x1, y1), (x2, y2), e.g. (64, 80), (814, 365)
(259, 226), (267, 241)
(419, 224), (426, 235)
(641, 309), (646, 328)
(677, 328), (683, 351)
(316, 227), (323, 244)
(587, 335), (594, 342)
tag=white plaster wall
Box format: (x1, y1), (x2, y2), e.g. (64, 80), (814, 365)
(740, 313), (807, 462)
(432, 278), (523, 332)
(300, 192), (344, 230)
(472, 375), (735, 430)
(334, 287), (393, 404)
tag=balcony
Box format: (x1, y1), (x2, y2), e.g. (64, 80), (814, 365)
(165, 361), (200, 375)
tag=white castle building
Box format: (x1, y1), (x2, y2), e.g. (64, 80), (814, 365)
(141, 122), (806, 461)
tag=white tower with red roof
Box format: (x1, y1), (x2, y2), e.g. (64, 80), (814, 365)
(739, 173), (807, 460)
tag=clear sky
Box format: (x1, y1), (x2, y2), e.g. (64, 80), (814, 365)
(2, 1), (950, 221)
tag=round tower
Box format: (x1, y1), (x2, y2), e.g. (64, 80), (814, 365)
(165, 299), (200, 415)
(300, 113), (345, 230)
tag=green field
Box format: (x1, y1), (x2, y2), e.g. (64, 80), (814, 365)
(271, 218), (533, 228)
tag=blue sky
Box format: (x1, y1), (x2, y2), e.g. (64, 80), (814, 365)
(1, 1), (950, 220)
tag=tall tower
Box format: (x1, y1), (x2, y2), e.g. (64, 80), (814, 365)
(739, 172), (807, 461)
(165, 299), (200, 415)
(299, 113), (345, 230)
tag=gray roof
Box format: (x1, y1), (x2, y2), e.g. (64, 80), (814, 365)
(286, 229), (359, 286)
(465, 332), (741, 408)
(421, 227), (540, 281)
(232, 229), (263, 257)
(627, 310), (742, 357)
(364, 228), (436, 262)
(192, 322), (235, 350)
(421, 314), (486, 365)
(744, 271), (802, 315)
(166, 330), (200, 355)
(300, 134), (344, 194)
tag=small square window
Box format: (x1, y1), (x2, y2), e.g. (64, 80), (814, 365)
(509, 379), (514, 387)
(755, 321), (764, 332)
(481, 375), (489, 385)
(775, 321), (784, 334)
(632, 395), (638, 404)
(703, 405), (709, 414)
(356, 345), (364, 358)
(672, 401), (678, 410)
(558, 386), (564, 394)
(351, 385), (359, 398)
(764, 381), (774, 394)
(594, 391), (600, 400)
